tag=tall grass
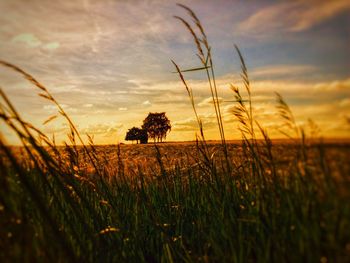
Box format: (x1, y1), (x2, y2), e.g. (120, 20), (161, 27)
(1, 4), (349, 263)
(172, 3), (231, 174)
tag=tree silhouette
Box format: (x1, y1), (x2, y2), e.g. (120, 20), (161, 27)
(138, 129), (148, 144)
(125, 127), (148, 144)
(142, 112), (171, 143)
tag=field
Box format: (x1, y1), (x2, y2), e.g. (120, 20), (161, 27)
(1, 139), (350, 262)
(1, 3), (350, 262)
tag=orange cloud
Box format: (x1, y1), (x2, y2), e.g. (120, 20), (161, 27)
(239, 0), (350, 33)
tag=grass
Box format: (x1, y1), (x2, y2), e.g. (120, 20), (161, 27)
(1, 4), (350, 263)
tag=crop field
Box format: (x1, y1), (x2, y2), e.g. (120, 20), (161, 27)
(8, 140), (350, 182)
(1, 138), (350, 262)
(1, 2), (350, 262)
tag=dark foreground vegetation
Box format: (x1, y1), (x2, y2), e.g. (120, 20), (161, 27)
(1, 4), (350, 263)
(1, 139), (350, 262)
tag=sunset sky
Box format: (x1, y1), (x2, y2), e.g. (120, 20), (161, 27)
(1, 0), (349, 145)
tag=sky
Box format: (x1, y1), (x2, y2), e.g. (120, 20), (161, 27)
(0, 0), (349, 145)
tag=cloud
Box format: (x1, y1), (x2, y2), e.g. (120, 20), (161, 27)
(172, 115), (217, 131)
(313, 78), (350, 91)
(43, 104), (68, 112)
(1, 0), (349, 144)
(251, 64), (318, 78)
(80, 122), (123, 137)
(41, 122), (69, 135)
(198, 97), (224, 107)
(42, 103), (77, 113)
(12, 33), (42, 47)
(225, 77), (350, 97)
(44, 42), (60, 50)
(339, 98), (350, 107)
(142, 100), (152, 106)
(11, 33), (60, 50)
(239, 0), (350, 34)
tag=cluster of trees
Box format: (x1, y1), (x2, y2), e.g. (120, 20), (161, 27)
(125, 127), (148, 144)
(125, 112), (171, 144)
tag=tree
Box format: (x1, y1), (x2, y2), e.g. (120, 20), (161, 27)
(125, 127), (148, 144)
(142, 112), (171, 143)
(138, 128), (148, 144)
